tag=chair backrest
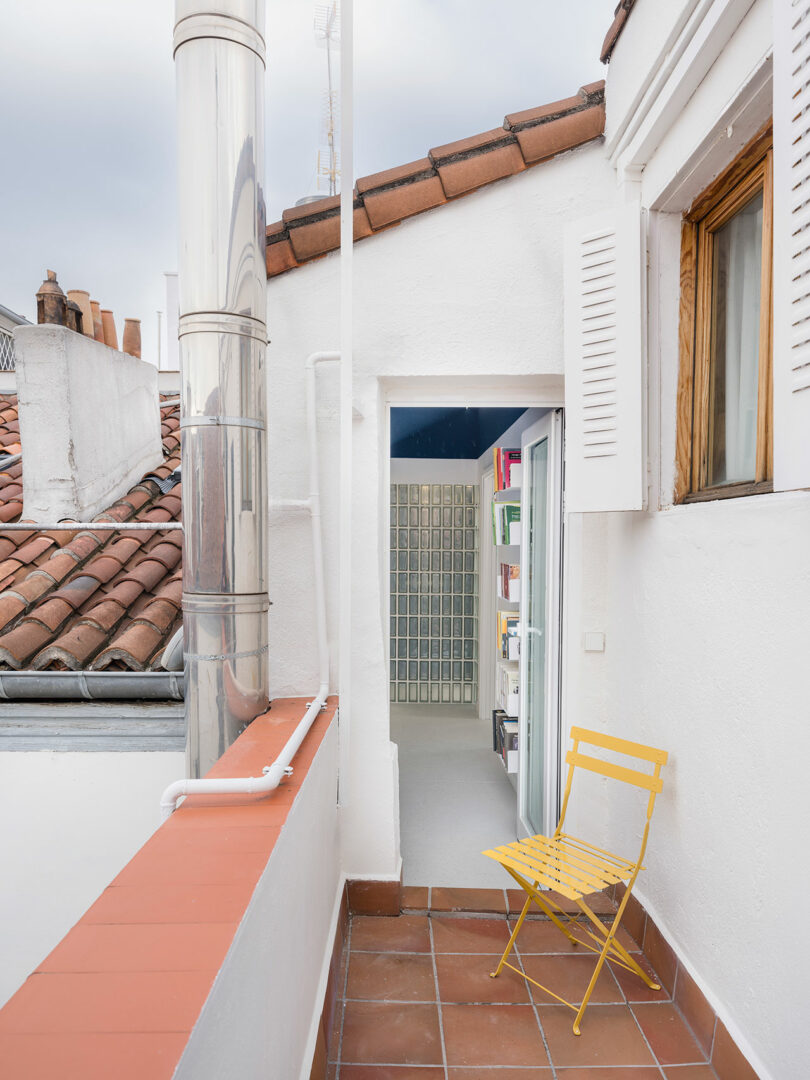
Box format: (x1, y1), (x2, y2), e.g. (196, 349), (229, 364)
(557, 726), (668, 843)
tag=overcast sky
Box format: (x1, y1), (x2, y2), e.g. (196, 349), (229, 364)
(0, 0), (611, 366)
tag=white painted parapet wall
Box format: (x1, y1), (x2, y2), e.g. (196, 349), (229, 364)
(13, 324), (163, 522)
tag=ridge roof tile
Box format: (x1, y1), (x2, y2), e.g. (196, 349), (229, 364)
(265, 80), (606, 278)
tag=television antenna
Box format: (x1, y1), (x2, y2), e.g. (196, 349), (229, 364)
(313, 2), (340, 196)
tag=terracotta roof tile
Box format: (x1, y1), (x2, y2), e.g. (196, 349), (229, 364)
(10, 574), (53, 606)
(26, 598), (74, 633)
(0, 396), (183, 673)
(601, 0), (636, 64)
(362, 174), (447, 230)
(356, 157), (435, 194)
(91, 622), (165, 672)
(33, 623), (109, 670)
(0, 593), (26, 630)
(512, 99), (606, 165)
(265, 81), (606, 278)
(0, 622), (53, 668)
(431, 131), (525, 199)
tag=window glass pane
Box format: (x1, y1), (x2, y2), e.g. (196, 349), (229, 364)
(708, 190), (763, 486)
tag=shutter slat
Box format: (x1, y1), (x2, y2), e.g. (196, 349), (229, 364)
(774, 0), (810, 487)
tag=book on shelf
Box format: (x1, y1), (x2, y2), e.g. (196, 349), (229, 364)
(492, 500), (521, 545)
(497, 611), (520, 661)
(497, 562), (520, 602)
(493, 447), (522, 492)
(496, 659), (519, 717)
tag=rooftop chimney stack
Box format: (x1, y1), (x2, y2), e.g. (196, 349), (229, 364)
(173, 0), (269, 776)
(36, 271), (66, 326)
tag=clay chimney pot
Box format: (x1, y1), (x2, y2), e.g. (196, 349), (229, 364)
(66, 290), (95, 338)
(101, 309), (118, 350)
(90, 300), (105, 343)
(122, 318), (141, 359)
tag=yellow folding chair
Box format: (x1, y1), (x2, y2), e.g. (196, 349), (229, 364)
(483, 725), (668, 1035)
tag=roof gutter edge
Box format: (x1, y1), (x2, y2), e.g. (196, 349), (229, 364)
(0, 670), (184, 701)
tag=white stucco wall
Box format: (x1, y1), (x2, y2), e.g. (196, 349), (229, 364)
(566, 8), (807, 1076)
(266, 144), (616, 879)
(13, 325), (163, 522)
(0, 749), (184, 1008)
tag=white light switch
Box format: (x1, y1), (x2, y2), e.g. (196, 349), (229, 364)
(584, 632), (605, 652)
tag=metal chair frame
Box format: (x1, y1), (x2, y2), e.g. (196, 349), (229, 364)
(484, 725), (668, 1035)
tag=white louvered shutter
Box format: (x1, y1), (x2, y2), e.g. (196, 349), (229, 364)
(774, 0), (810, 490)
(563, 200), (645, 512)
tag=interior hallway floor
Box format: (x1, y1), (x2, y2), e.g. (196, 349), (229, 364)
(391, 704), (518, 888)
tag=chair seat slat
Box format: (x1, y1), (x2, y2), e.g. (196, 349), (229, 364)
(482, 848), (582, 899)
(517, 837), (618, 890)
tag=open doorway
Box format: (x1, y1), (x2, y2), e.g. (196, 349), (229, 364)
(389, 405), (563, 887)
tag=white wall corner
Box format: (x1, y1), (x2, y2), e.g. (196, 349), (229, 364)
(13, 325), (163, 522)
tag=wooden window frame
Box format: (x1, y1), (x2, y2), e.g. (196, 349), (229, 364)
(675, 124), (773, 504)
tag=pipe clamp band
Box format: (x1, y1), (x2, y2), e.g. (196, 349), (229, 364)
(181, 415), (265, 430)
(173, 13), (266, 63)
(178, 311), (267, 343)
(186, 642), (270, 662)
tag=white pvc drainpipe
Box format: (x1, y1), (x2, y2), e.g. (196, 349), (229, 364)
(160, 351), (338, 820)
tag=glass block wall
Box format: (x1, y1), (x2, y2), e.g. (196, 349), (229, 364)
(389, 482), (479, 704)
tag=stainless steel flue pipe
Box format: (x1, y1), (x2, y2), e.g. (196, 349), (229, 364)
(173, 0), (269, 776)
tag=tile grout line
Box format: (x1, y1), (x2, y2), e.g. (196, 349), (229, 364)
(333, 913), (353, 1079)
(427, 914), (449, 1080)
(512, 928), (559, 1080)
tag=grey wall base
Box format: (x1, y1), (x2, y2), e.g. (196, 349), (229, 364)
(0, 702), (185, 751)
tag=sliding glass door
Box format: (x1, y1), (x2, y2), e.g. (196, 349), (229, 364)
(518, 410), (563, 837)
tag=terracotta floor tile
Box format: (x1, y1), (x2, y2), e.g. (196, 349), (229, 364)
(555, 1070), (662, 1080)
(431, 887), (507, 914)
(611, 952), (670, 1002)
(521, 954), (623, 1005)
(436, 953), (531, 1003)
(346, 953), (435, 1001)
(448, 1070), (553, 1079)
(507, 888), (617, 916)
(711, 1020), (759, 1080)
(442, 1003), (549, 1067)
(83, 882), (254, 924)
(37, 922), (237, 973)
(350, 915), (431, 953)
(643, 919), (678, 993)
(539, 1003), (656, 1067)
(674, 966), (716, 1055)
(0, 971), (214, 1033)
(0, 1032), (188, 1080)
(632, 1002), (706, 1065)
(339, 1068), (445, 1079)
(327, 997), (343, 1062)
(431, 916), (510, 953)
(510, 917), (639, 955)
(663, 1067), (720, 1079)
(341, 1001), (442, 1065)
(507, 918), (582, 954)
(400, 886), (429, 910)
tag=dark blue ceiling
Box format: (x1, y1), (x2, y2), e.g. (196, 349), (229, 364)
(391, 407), (526, 459)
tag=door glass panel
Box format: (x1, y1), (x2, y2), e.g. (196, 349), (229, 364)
(524, 436), (548, 834)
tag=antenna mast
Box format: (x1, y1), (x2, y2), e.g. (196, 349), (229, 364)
(314, 2), (341, 196)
